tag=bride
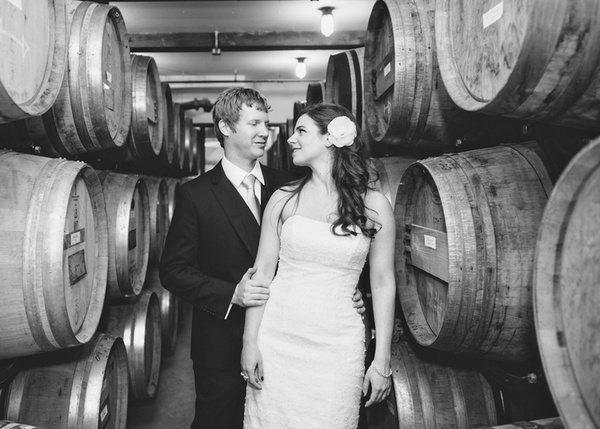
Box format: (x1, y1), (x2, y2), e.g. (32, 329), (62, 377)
(241, 103), (396, 429)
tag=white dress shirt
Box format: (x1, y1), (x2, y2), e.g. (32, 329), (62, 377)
(221, 155), (264, 318)
(221, 155), (264, 205)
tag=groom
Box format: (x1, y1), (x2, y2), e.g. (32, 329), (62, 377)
(160, 87), (294, 429)
(160, 87), (364, 429)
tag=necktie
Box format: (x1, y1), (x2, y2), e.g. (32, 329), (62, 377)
(241, 174), (261, 224)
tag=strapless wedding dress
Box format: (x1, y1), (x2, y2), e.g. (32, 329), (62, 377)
(244, 215), (371, 429)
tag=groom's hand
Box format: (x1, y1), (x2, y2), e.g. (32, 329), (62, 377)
(232, 267), (270, 307)
(353, 288), (366, 317)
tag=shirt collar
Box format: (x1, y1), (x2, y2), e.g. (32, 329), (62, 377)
(221, 155), (265, 188)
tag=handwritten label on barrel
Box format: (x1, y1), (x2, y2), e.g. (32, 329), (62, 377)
(410, 224), (449, 283)
(483, 2), (503, 29)
(99, 397), (111, 429)
(424, 234), (436, 250)
(64, 229), (85, 249)
(68, 250), (87, 285)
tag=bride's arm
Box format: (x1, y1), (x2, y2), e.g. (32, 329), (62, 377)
(363, 191), (396, 406)
(241, 191), (286, 389)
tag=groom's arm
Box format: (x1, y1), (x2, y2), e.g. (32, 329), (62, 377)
(160, 184), (237, 319)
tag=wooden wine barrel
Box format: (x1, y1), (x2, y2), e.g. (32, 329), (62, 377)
(3, 333), (128, 429)
(476, 360), (558, 424)
(0, 151), (108, 360)
(363, 0), (525, 156)
(394, 142), (553, 363)
(435, 0), (600, 131)
(0, 421), (44, 429)
(0, 114), (67, 158)
(195, 126), (206, 176)
(164, 178), (181, 222)
(2, 2), (132, 158)
(534, 137), (600, 429)
(98, 171), (150, 300)
(0, 360), (20, 393)
(370, 156), (415, 208)
(101, 291), (162, 402)
(39, 2), (132, 157)
(159, 83), (176, 167)
(172, 103), (185, 175)
(144, 269), (179, 355)
(305, 81), (326, 106)
(127, 54), (164, 160)
(365, 340), (497, 428)
(179, 117), (195, 177)
(325, 47), (364, 127)
(0, 0), (67, 123)
(292, 100), (307, 123)
(189, 127), (200, 176)
(477, 418), (564, 429)
(265, 126), (286, 171)
(140, 176), (169, 267)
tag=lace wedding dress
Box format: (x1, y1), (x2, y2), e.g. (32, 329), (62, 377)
(244, 215), (371, 429)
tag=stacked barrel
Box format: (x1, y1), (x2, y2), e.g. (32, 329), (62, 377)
(0, 1), (191, 427)
(286, 1), (600, 429)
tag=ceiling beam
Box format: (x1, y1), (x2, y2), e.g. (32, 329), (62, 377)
(129, 30), (365, 52)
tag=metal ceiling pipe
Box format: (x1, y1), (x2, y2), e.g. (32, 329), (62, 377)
(179, 97), (213, 112)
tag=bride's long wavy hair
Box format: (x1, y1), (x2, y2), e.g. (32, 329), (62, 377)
(284, 103), (379, 238)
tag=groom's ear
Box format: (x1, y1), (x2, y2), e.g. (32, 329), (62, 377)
(218, 120), (231, 137)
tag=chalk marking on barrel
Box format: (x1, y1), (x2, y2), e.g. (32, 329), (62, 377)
(482, 2), (503, 29)
(6, 0), (22, 10)
(0, 19), (30, 58)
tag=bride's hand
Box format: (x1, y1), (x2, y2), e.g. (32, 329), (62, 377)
(241, 342), (264, 390)
(362, 363), (392, 407)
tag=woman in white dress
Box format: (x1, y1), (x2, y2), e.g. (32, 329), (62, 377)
(241, 103), (396, 429)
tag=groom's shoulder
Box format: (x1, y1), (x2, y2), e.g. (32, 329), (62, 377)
(179, 168), (216, 194)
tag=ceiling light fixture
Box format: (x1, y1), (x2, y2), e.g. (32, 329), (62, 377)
(212, 30), (221, 56)
(295, 57), (307, 79)
(319, 7), (334, 37)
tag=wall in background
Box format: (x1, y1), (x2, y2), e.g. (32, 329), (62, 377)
(171, 81), (309, 125)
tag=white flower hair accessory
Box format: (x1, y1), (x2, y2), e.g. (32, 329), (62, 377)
(326, 116), (357, 148)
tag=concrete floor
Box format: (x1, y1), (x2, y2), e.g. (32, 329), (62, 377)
(128, 302), (195, 429)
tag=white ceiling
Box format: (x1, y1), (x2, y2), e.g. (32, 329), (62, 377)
(111, 0), (376, 82)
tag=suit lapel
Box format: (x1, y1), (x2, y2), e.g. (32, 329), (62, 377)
(210, 162), (261, 258)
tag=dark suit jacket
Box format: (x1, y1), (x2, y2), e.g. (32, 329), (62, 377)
(159, 161), (295, 369)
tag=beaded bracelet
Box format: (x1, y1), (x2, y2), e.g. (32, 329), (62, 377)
(371, 364), (392, 378)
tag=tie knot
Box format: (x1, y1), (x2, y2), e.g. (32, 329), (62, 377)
(242, 174), (256, 190)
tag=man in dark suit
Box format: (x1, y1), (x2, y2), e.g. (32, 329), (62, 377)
(160, 87), (294, 429)
(160, 88), (363, 429)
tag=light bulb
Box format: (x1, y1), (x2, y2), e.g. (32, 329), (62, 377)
(295, 58), (307, 79)
(320, 7), (334, 37)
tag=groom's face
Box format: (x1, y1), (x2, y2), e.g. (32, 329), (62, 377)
(223, 104), (270, 163)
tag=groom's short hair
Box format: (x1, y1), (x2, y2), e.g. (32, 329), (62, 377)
(213, 87), (271, 146)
